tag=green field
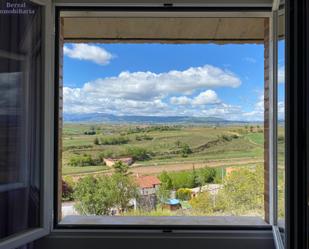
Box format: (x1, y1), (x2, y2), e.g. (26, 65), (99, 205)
(61, 123), (278, 176)
(61, 122), (286, 218)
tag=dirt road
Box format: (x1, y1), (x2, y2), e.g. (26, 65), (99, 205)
(71, 157), (263, 180)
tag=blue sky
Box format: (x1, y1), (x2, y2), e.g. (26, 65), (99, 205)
(63, 43), (285, 121)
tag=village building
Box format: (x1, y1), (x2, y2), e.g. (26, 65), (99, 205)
(135, 175), (161, 195)
(103, 157), (134, 167)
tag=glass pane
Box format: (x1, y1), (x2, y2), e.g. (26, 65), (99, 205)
(0, 0), (43, 239)
(277, 8), (285, 239)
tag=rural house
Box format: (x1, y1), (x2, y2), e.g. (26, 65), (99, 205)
(103, 157), (134, 167)
(135, 175), (161, 195)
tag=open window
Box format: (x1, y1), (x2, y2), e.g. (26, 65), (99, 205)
(54, 8), (285, 233)
(0, 0), (53, 249)
(0, 0), (293, 248)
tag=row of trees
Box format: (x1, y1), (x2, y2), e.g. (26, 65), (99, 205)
(94, 136), (129, 145)
(159, 167), (218, 190)
(68, 154), (101, 167)
(67, 146), (151, 167)
(126, 125), (180, 134)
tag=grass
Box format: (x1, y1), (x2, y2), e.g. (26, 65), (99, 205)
(244, 133), (264, 146)
(61, 124), (282, 177)
(62, 165), (109, 175)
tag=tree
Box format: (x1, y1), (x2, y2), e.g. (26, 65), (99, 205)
(127, 147), (150, 161)
(94, 137), (100, 145)
(192, 165), (199, 187)
(159, 171), (173, 190)
(113, 161), (130, 176)
(74, 176), (114, 215)
(176, 188), (192, 201)
(196, 168), (216, 187)
(62, 179), (74, 201)
(218, 166), (264, 215)
(189, 192), (213, 214)
(181, 143), (192, 157)
(157, 186), (170, 204)
(157, 171), (173, 203)
(68, 154), (95, 167)
(112, 173), (139, 212)
(74, 174), (139, 215)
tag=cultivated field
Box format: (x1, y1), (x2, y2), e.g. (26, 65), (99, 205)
(61, 123), (276, 177)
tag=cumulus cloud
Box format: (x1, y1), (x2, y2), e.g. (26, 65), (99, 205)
(243, 94), (264, 120)
(63, 65), (243, 118)
(170, 90), (220, 106)
(170, 96), (192, 105)
(192, 90), (220, 105)
(74, 65), (241, 102)
(63, 44), (113, 65)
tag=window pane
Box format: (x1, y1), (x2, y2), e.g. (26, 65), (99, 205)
(0, 0), (43, 239)
(277, 10), (285, 238)
(58, 14), (269, 226)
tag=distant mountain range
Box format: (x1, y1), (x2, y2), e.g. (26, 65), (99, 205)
(63, 113), (255, 124)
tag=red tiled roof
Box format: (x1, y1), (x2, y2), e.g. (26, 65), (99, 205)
(135, 175), (161, 189)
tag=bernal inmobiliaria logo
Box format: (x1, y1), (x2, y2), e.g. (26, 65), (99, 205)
(0, 1), (35, 15)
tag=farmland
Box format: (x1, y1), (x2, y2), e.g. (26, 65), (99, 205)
(62, 123), (267, 176)
(61, 122), (286, 218)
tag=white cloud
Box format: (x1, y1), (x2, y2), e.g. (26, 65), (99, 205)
(243, 94), (264, 120)
(170, 90), (220, 106)
(170, 96), (192, 105)
(192, 90), (220, 105)
(63, 44), (113, 65)
(278, 66), (285, 84)
(75, 65), (241, 102)
(63, 65), (242, 117)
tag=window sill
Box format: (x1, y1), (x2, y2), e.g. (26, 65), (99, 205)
(60, 215), (269, 227)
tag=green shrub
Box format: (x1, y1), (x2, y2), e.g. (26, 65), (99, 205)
(278, 135), (285, 142)
(135, 134), (153, 141)
(84, 130), (96, 135)
(74, 174), (139, 215)
(220, 134), (233, 142)
(62, 177), (74, 201)
(176, 188), (192, 200)
(127, 147), (150, 161)
(94, 137), (100, 145)
(159, 168), (218, 190)
(189, 192), (213, 214)
(68, 154), (100, 167)
(219, 166), (264, 215)
(181, 143), (192, 157)
(100, 136), (129, 145)
(63, 144), (93, 151)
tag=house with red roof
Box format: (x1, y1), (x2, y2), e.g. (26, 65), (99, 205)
(135, 175), (161, 195)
